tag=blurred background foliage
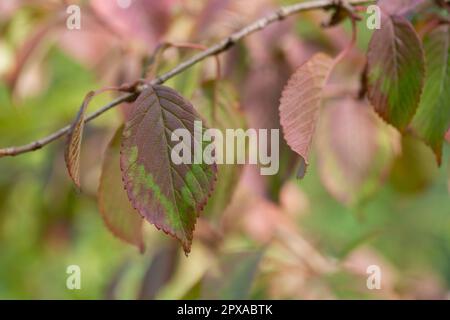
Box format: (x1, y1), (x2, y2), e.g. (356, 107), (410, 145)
(0, 0), (449, 299)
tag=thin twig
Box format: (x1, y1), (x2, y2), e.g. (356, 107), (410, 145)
(0, 0), (374, 158)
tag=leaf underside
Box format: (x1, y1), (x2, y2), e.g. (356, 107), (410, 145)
(65, 91), (95, 188)
(412, 24), (450, 165)
(120, 85), (216, 254)
(367, 14), (425, 130)
(279, 53), (333, 175)
(98, 125), (144, 252)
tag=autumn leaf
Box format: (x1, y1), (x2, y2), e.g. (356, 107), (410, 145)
(98, 125), (144, 252)
(65, 91), (95, 188)
(316, 98), (400, 206)
(279, 53), (333, 177)
(378, 0), (426, 15)
(412, 24), (450, 165)
(367, 13), (425, 130)
(120, 85), (217, 254)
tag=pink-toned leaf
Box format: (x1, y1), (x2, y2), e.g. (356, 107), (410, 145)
(378, 0), (426, 15)
(367, 14), (425, 130)
(316, 98), (399, 206)
(446, 129), (450, 143)
(65, 91), (95, 188)
(98, 126), (144, 252)
(90, 0), (175, 45)
(57, 14), (116, 68)
(120, 85), (217, 254)
(279, 53), (333, 175)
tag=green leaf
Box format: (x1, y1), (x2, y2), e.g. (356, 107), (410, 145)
(120, 85), (217, 254)
(279, 53), (333, 177)
(412, 24), (450, 165)
(98, 125), (144, 252)
(389, 134), (439, 193)
(65, 91), (95, 188)
(367, 14), (425, 130)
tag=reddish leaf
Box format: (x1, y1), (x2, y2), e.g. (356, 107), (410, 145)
(279, 53), (333, 174)
(378, 0), (426, 15)
(65, 91), (95, 188)
(446, 129), (450, 143)
(98, 126), (144, 251)
(412, 25), (450, 165)
(367, 14), (425, 130)
(120, 85), (217, 254)
(90, 0), (175, 45)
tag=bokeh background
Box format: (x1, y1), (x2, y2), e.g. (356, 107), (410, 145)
(0, 0), (449, 299)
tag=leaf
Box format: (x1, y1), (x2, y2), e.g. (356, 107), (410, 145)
(279, 53), (333, 174)
(367, 14), (425, 130)
(65, 91), (95, 188)
(90, 0), (174, 45)
(411, 25), (450, 165)
(98, 126), (144, 251)
(389, 134), (439, 194)
(120, 85), (217, 254)
(446, 129), (450, 143)
(378, 0), (426, 15)
(316, 99), (400, 206)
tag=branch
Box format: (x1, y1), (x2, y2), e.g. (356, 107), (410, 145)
(0, 0), (374, 158)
